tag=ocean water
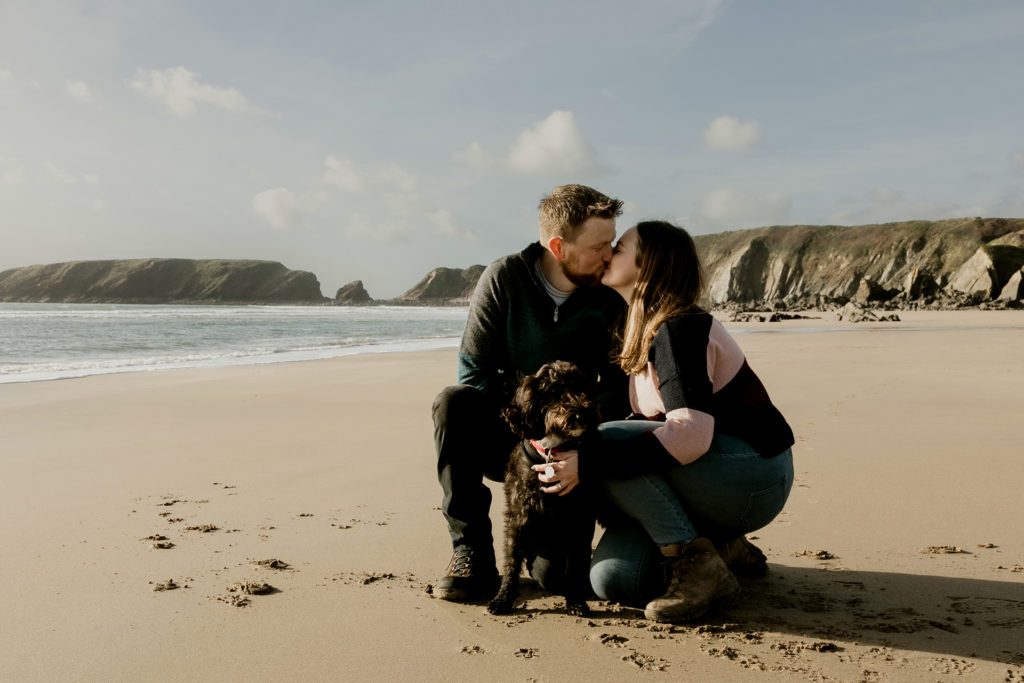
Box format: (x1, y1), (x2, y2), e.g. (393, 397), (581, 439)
(0, 303), (469, 384)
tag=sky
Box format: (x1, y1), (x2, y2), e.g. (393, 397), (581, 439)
(2, 0), (1023, 298)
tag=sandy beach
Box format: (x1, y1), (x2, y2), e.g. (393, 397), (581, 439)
(2, 310), (1023, 682)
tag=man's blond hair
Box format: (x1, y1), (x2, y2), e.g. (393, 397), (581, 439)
(538, 184), (623, 243)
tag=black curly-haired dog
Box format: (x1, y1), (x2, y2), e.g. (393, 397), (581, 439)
(486, 360), (601, 617)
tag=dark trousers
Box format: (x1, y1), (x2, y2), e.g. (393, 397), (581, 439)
(432, 384), (518, 553)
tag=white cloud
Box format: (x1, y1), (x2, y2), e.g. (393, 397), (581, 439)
(323, 156), (367, 193)
(428, 208), (478, 241)
(506, 110), (600, 177)
(342, 212), (412, 243)
(454, 141), (495, 169)
(253, 188), (302, 230)
(700, 188), (792, 229)
(374, 163), (418, 193)
(65, 79), (96, 104)
(323, 156), (418, 193)
(334, 189), (471, 243)
(703, 116), (760, 152)
(258, 156), (470, 242)
(130, 67), (263, 117)
(455, 111), (604, 177)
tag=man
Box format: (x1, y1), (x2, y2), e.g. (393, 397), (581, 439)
(432, 184), (630, 602)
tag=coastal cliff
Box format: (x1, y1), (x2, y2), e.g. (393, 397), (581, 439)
(0, 259), (327, 304)
(695, 217), (1024, 307)
(3, 218), (1023, 307)
(370, 217), (1023, 308)
(390, 265), (486, 305)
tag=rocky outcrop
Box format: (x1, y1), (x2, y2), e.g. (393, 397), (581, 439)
(334, 280), (373, 305)
(947, 244), (1024, 302)
(902, 267), (940, 301)
(998, 269), (1024, 302)
(835, 302), (901, 323)
(695, 218), (1024, 307)
(989, 230), (1024, 249)
(706, 238), (772, 302)
(853, 277), (897, 304)
(0, 259), (327, 304)
(395, 265), (485, 304)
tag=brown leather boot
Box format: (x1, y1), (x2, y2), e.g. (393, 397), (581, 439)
(435, 546), (498, 602)
(715, 536), (768, 578)
(644, 537), (740, 623)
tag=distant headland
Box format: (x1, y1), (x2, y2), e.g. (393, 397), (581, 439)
(1, 218), (1022, 309)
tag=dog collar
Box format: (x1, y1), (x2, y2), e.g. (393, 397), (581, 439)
(529, 440), (564, 458)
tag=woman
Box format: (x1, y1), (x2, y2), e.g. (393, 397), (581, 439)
(535, 220), (794, 623)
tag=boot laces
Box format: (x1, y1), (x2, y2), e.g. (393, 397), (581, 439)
(448, 547), (476, 577)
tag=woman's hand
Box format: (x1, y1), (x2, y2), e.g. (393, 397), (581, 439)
(532, 451), (579, 496)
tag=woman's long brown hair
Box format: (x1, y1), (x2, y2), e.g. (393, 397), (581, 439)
(616, 221), (705, 375)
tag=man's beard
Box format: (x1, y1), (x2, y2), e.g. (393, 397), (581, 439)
(560, 259), (604, 288)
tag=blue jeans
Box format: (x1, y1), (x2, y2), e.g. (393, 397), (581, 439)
(589, 420), (794, 607)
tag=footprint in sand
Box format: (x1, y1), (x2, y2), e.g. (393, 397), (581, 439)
(928, 657), (977, 675)
(217, 594), (251, 607)
(251, 558), (290, 570)
(140, 534), (174, 549)
(622, 650), (669, 671)
(227, 580), (276, 596)
(591, 633), (630, 647)
(794, 549), (838, 560)
(921, 545), (970, 554)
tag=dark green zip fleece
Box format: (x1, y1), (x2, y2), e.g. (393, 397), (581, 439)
(457, 242), (629, 419)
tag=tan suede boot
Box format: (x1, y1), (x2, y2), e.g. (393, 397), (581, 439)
(644, 537), (740, 623)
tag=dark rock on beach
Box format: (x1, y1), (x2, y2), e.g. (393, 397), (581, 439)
(334, 280), (373, 305)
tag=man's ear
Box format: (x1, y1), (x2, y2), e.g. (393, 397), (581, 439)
(547, 235), (566, 260)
